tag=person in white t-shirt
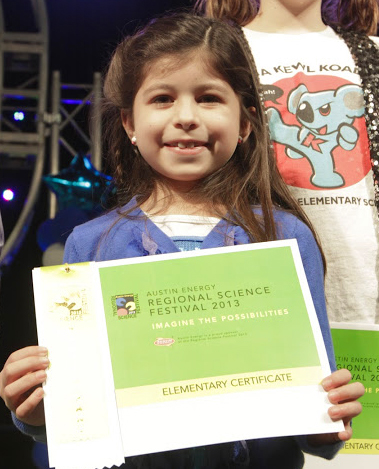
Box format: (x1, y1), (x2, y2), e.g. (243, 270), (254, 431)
(196, 0), (379, 325)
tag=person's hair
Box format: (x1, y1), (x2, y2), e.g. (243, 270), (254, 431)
(194, 0), (379, 35)
(102, 12), (324, 262)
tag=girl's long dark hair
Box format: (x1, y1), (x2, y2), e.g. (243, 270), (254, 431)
(194, 0), (379, 35)
(103, 13), (325, 266)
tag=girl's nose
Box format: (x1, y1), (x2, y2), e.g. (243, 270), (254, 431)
(173, 99), (200, 130)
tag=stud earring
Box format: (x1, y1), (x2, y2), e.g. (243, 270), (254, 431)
(131, 136), (137, 146)
(238, 135), (243, 145)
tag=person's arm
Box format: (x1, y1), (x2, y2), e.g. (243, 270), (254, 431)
(11, 412), (47, 443)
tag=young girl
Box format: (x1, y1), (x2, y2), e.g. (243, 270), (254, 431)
(195, 0), (379, 328)
(0, 13), (364, 469)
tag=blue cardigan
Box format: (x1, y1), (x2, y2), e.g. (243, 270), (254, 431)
(15, 200), (341, 468)
(64, 200), (335, 369)
(64, 200), (340, 467)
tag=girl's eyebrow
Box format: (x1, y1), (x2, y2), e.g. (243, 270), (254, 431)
(142, 81), (230, 96)
(142, 84), (173, 96)
(198, 82), (230, 93)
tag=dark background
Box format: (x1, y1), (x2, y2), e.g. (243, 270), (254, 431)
(0, 1), (192, 467)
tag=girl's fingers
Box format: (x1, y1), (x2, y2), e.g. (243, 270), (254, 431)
(0, 347), (48, 426)
(327, 381), (365, 404)
(4, 346), (48, 366)
(321, 369), (352, 391)
(2, 369), (47, 411)
(337, 422), (353, 442)
(1, 349), (49, 412)
(14, 386), (45, 426)
(308, 370), (364, 446)
(1, 354), (49, 387)
(328, 400), (363, 422)
(321, 369), (365, 444)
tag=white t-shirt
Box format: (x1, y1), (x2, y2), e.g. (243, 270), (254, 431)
(148, 214), (221, 252)
(244, 26), (379, 324)
(149, 214), (220, 238)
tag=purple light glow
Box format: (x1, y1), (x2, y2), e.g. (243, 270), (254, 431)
(2, 189), (15, 201)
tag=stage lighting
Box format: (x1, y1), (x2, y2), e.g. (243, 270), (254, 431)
(13, 111), (25, 121)
(2, 189), (15, 201)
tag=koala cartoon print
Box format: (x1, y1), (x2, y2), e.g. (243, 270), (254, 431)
(264, 72), (370, 190)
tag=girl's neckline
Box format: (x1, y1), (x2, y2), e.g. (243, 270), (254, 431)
(147, 213), (220, 222)
(242, 25), (333, 38)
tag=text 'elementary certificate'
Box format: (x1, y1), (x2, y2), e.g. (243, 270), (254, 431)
(33, 239), (343, 469)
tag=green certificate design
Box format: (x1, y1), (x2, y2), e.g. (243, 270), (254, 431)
(99, 241), (324, 408)
(331, 323), (379, 455)
(97, 241), (342, 458)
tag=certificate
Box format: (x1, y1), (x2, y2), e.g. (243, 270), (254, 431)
(33, 239), (343, 469)
(330, 323), (379, 455)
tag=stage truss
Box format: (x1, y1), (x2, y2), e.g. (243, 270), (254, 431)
(0, 0), (102, 271)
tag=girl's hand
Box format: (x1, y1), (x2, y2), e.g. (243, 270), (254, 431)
(0, 346), (49, 426)
(307, 368), (365, 447)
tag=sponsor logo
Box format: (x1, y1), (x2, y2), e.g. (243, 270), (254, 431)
(154, 338), (175, 347)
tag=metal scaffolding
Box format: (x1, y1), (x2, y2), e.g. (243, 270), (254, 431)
(0, 0), (103, 269)
(0, 0), (48, 268)
(47, 71), (102, 219)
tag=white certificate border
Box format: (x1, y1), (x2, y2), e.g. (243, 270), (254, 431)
(33, 239), (344, 467)
(97, 239), (343, 456)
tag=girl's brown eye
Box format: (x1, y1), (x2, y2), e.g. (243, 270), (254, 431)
(199, 95), (220, 103)
(152, 95), (172, 104)
(319, 104), (331, 116)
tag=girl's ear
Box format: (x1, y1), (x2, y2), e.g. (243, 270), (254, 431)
(239, 106), (256, 143)
(121, 110), (135, 141)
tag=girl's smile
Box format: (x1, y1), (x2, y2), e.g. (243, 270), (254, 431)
(122, 53), (250, 191)
(164, 140), (209, 156)
(164, 140), (208, 149)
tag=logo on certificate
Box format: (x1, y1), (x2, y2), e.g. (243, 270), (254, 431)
(50, 288), (89, 321)
(112, 294), (140, 319)
(154, 338), (175, 347)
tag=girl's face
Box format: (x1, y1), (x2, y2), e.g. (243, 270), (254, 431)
(122, 53), (251, 190)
